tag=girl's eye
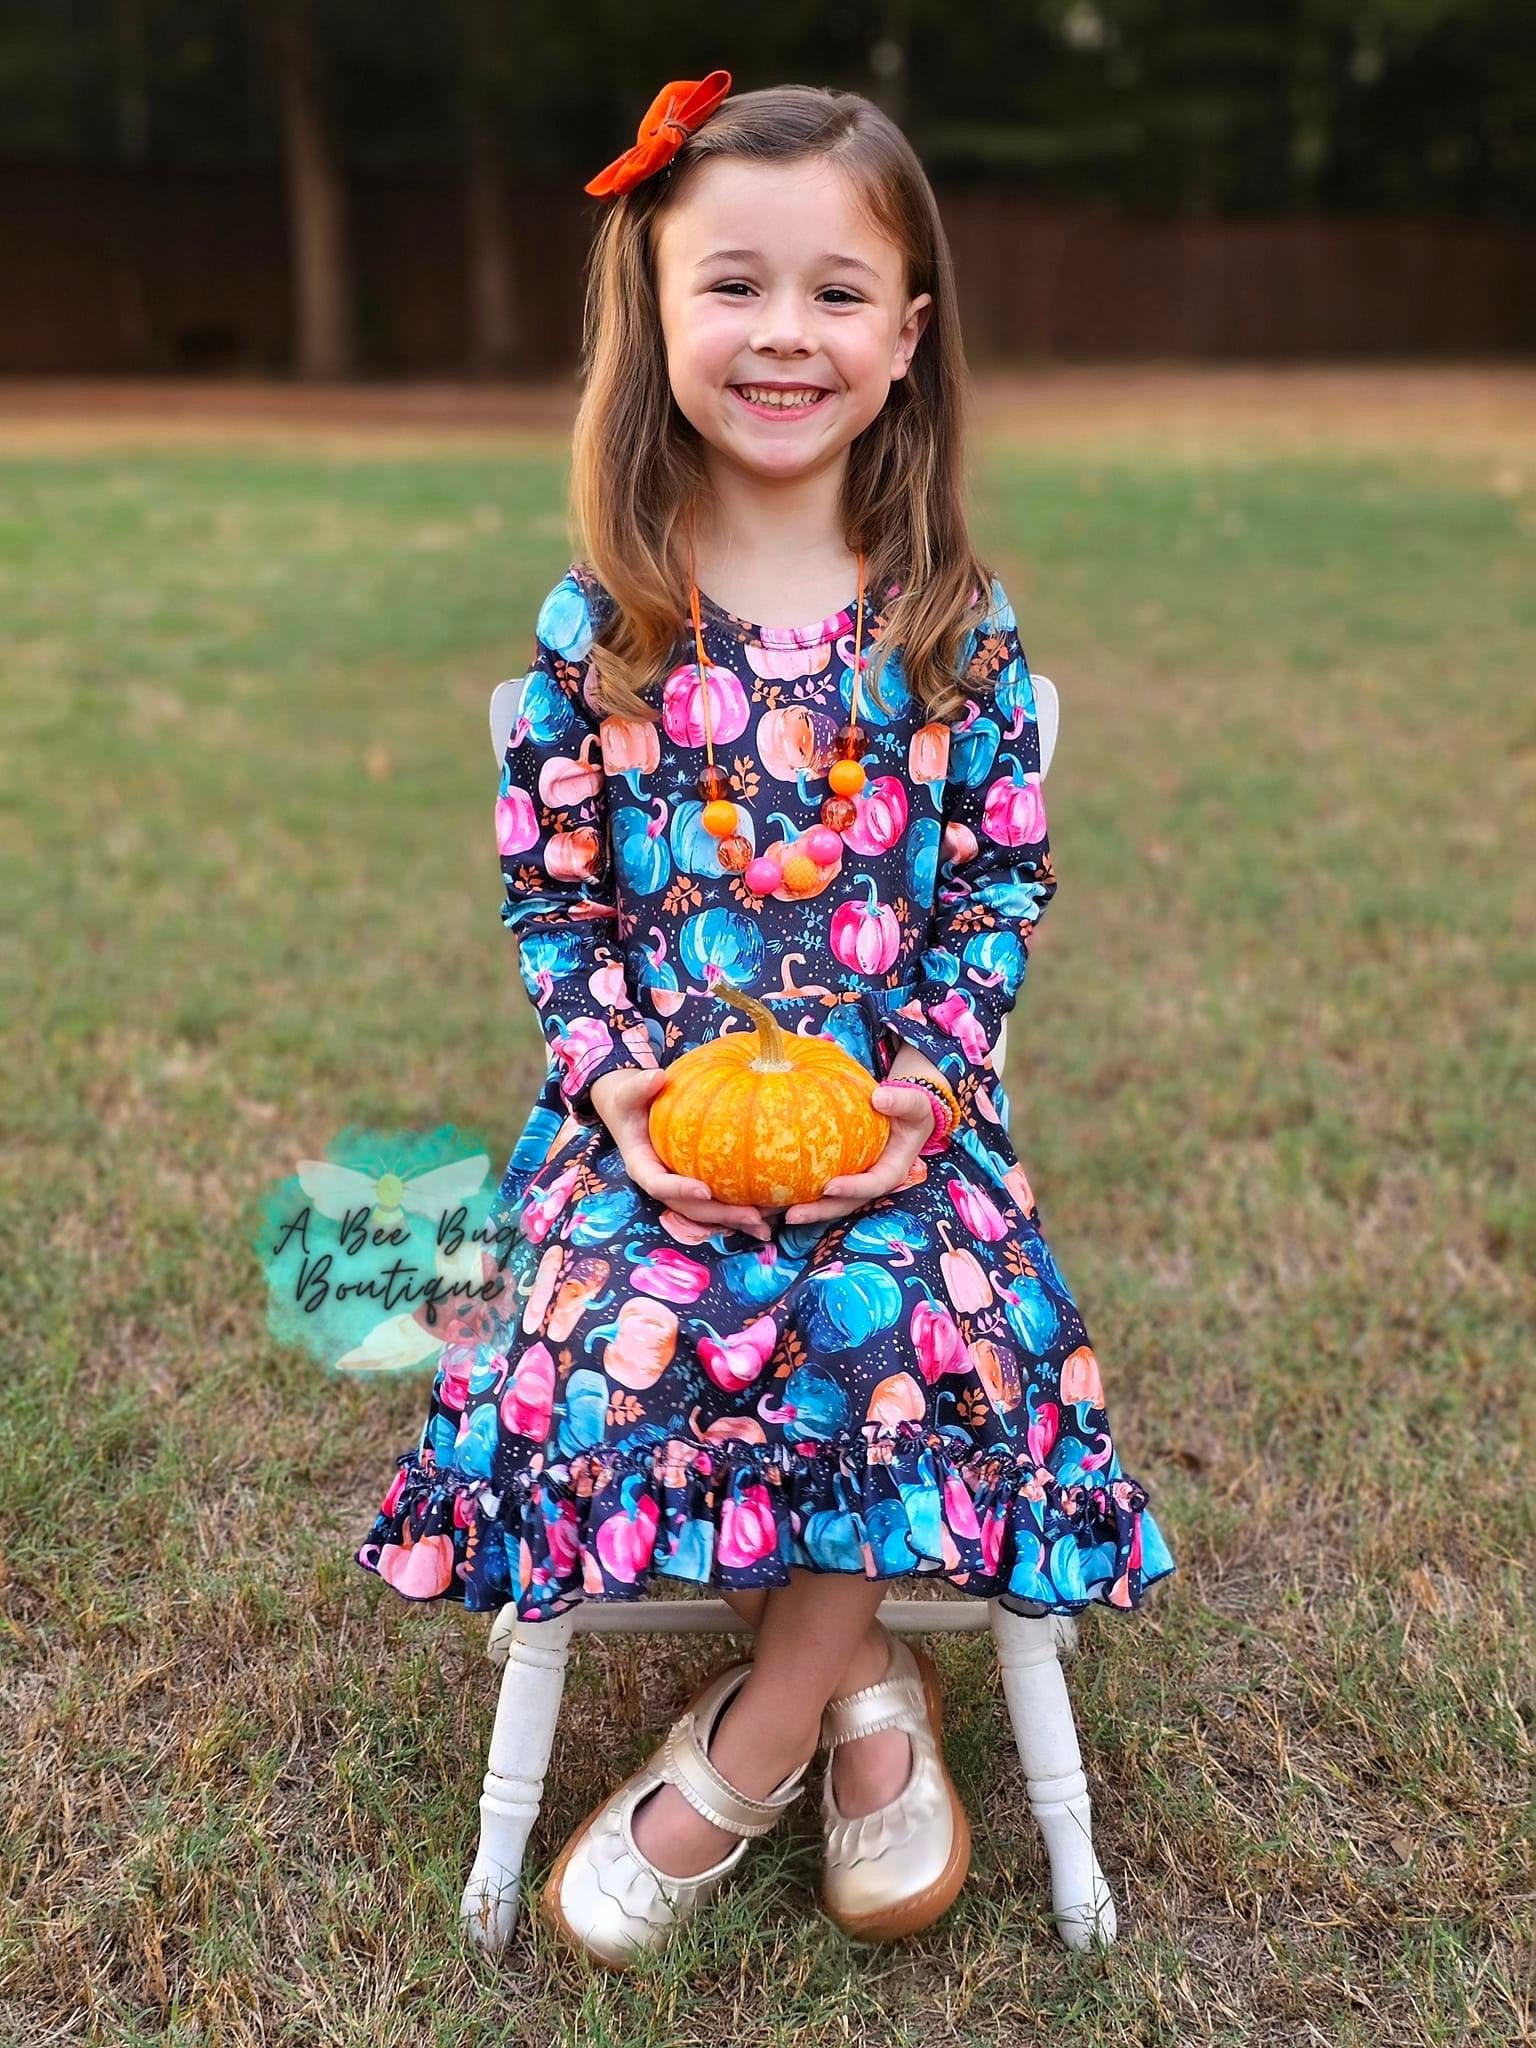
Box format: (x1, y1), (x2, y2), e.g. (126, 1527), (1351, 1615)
(710, 283), (862, 305)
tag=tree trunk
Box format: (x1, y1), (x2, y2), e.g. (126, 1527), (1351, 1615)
(110, 0), (153, 368)
(263, 0), (353, 380)
(461, 0), (519, 377)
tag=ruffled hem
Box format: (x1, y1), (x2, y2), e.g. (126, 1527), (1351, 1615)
(353, 1418), (1177, 1625)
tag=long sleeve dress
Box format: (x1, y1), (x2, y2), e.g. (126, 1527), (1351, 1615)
(354, 560), (1177, 1624)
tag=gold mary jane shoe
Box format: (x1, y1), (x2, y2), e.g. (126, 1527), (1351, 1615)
(540, 1660), (812, 1970)
(818, 1627), (973, 1943)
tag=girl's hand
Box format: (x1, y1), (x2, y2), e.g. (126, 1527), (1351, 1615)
(589, 1067), (778, 1242)
(782, 1080), (938, 1227)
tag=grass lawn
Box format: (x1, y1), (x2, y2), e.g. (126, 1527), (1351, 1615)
(2, 374), (1531, 2044)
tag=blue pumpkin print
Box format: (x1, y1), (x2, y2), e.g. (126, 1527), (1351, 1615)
(802, 1262), (905, 1350)
(679, 906), (765, 989)
(355, 558), (1176, 1630)
(612, 804), (672, 895)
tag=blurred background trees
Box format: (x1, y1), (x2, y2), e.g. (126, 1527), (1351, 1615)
(2, 0), (1531, 375)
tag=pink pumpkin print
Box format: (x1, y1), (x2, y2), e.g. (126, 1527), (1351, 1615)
(500, 1341), (557, 1437)
(697, 1312), (778, 1394)
(982, 759), (1048, 847)
(943, 1470), (981, 1540)
(981, 1507), (1011, 1577)
(629, 1245), (712, 1304)
(494, 786), (537, 856)
(718, 1483), (778, 1566)
(948, 1173), (1009, 1241)
(1027, 1398), (1060, 1468)
(924, 990), (990, 1062)
(662, 658), (750, 748)
(938, 1226), (992, 1310)
(597, 1491), (661, 1582)
(911, 1297), (966, 1383)
(1078, 1430), (1115, 1474)
(547, 1503), (581, 1576)
(377, 1526), (454, 1600)
(520, 1161), (583, 1246)
(745, 625), (838, 682)
(590, 959), (631, 1009)
(538, 735), (602, 810)
(552, 1017), (657, 1111)
(842, 775), (908, 855)
(1002, 1161), (1037, 1215)
(829, 876), (901, 976)
(433, 1345), (474, 1416)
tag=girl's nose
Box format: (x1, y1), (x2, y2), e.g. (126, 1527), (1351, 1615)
(749, 295), (816, 356)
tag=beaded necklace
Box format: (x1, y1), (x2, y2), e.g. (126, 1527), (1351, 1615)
(687, 550), (872, 900)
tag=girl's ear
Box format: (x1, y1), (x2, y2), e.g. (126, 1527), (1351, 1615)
(894, 293), (933, 376)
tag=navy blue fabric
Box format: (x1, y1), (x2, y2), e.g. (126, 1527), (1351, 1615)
(355, 564), (1176, 1622)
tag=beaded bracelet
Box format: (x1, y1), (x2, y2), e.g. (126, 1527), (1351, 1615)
(884, 1074), (962, 1156)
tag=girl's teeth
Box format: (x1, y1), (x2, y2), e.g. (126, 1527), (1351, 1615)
(737, 387), (823, 408)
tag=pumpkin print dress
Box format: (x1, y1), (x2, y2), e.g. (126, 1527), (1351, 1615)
(354, 561), (1177, 1624)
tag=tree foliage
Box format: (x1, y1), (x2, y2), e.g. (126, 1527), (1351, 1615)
(0, 0), (1530, 220)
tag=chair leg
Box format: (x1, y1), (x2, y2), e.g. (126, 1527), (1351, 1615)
(987, 1600), (1118, 1950)
(460, 1608), (575, 1952)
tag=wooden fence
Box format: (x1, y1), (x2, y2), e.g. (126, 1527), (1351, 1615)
(5, 159), (1532, 375)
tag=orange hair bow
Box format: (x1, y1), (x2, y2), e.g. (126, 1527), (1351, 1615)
(583, 70), (732, 199)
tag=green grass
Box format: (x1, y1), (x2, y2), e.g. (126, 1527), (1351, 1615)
(1, 421), (1531, 2044)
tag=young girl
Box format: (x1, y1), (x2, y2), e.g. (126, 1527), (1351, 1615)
(356, 70), (1176, 1965)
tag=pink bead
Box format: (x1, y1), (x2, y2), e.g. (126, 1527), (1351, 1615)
(744, 857), (784, 895)
(804, 826), (843, 865)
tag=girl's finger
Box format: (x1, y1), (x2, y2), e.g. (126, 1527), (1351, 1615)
(872, 1085), (944, 1120)
(820, 1159), (907, 1203)
(631, 1160), (715, 1205)
(667, 1198), (772, 1240)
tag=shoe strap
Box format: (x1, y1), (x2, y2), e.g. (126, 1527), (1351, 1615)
(661, 1700), (811, 1840)
(820, 1672), (928, 1750)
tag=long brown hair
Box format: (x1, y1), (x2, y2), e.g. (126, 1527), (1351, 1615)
(566, 83), (998, 727)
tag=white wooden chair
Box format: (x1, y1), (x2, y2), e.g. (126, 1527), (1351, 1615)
(472, 668), (1117, 1954)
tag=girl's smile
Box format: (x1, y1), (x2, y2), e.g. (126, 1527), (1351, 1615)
(728, 382), (836, 421)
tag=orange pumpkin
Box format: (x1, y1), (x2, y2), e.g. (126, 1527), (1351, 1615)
(649, 981), (889, 1208)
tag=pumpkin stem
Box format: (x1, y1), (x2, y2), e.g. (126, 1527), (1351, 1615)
(711, 979), (793, 1070)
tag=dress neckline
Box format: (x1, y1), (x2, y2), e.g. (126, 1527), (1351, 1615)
(695, 579), (901, 647)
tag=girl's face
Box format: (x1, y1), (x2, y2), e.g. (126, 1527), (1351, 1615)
(653, 156), (932, 486)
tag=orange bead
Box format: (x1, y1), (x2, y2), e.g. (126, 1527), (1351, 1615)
(828, 758), (867, 798)
(780, 852), (822, 895)
(717, 833), (753, 871)
(702, 798), (739, 838)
